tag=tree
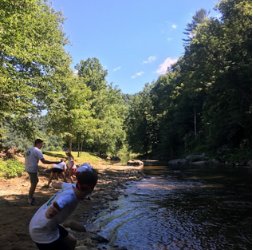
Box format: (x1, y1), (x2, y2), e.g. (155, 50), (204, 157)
(183, 9), (209, 47)
(126, 84), (154, 155)
(202, 0), (252, 151)
(75, 58), (127, 156)
(126, 0), (251, 161)
(75, 58), (107, 91)
(82, 84), (127, 156)
(46, 74), (93, 151)
(0, 0), (71, 146)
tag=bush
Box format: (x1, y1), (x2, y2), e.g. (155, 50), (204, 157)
(0, 159), (24, 178)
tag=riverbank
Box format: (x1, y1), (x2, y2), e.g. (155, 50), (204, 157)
(0, 163), (144, 250)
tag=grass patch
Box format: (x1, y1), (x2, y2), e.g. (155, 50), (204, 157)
(43, 151), (105, 166)
(0, 159), (24, 178)
(0, 151), (105, 179)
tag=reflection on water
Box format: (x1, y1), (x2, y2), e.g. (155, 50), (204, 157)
(92, 166), (252, 250)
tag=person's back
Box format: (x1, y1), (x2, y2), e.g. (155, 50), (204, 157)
(29, 183), (78, 244)
(53, 161), (67, 170)
(29, 163), (98, 250)
(25, 146), (43, 173)
(47, 160), (67, 187)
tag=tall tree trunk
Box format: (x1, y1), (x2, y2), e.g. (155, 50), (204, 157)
(68, 139), (72, 152)
(194, 107), (197, 137)
(77, 133), (80, 157)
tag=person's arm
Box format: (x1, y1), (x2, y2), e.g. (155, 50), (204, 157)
(45, 201), (61, 219)
(41, 158), (60, 164)
(46, 190), (74, 219)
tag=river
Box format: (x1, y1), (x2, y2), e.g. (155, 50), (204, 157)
(90, 165), (251, 250)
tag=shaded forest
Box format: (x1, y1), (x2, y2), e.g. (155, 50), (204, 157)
(0, 0), (251, 164)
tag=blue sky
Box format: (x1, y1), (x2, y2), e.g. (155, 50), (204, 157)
(50, 0), (219, 94)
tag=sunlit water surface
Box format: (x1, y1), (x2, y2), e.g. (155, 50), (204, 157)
(91, 166), (251, 250)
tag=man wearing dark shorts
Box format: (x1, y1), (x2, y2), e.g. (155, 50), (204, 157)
(35, 225), (69, 250)
(47, 160), (67, 187)
(25, 139), (60, 205)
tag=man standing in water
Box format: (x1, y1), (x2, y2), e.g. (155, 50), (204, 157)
(25, 139), (60, 205)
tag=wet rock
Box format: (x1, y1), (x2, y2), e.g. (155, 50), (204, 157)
(91, 234), (109, 243)
(127, 160), (143, 166)
(186, 153), (207, 162)
(111, 156), (121, 162)
(168, 159), (188, 167)
(66, 166), (145, 250)
(209, 158), (222, 166)
(191, 160), (209, 167)
(75, 247), (91, 250)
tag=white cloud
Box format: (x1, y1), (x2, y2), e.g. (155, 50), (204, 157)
(171, 24), (177, 29)
(131, 71), (144, 79)
(143, 56), (157, 64)
(113, 66), (122, 72)
(156, 57), (178, 75)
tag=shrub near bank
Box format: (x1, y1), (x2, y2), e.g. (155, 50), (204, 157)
(0, 159), (24, 178)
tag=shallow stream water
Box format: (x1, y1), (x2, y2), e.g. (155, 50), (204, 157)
(91, 166), (251, 250)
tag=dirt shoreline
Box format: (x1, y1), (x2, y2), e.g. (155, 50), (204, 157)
(0, 163), (144, 250)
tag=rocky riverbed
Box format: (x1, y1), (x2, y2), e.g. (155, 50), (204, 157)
(0, 163), (144, 250)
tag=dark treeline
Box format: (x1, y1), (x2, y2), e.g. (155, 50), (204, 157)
(125, 0), (252, 162)
(0, 0), (251, 163)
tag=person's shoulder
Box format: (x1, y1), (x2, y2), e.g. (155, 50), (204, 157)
(57, 185), (77, 207)
(26, 146), (34, 151)
(34, 146), (42, 151)
(33, 147), (44, 158)
(62, 182), (75, 190)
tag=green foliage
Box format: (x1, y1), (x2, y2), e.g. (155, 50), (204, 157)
(0, 0), (71, 145)
(183, 8), (208, 46)
(90, 86), (127, 156)
(216, 145), (252, 164)
(72, 58), (127, 155)
(41, 134), (65, 151)
(75, 57), (107, 91)
(0, 159), (24, 178)
(125, 84), (154, 155)
(126, 0), (252, 161)
(1, 0), (250, 164)
(46, 74), (93, 149)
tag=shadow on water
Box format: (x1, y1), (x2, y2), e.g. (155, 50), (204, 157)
(92, 165), (252, 250)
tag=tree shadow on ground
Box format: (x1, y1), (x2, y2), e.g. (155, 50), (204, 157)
(0, 166), (144, 250)
(0, 189), (54, 250)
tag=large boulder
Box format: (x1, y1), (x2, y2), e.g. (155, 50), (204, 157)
(185, 153), (208, 163)
(190, 160), (209, 167)
(127, 160), (144, 166)
(168, 159), (188, 167)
